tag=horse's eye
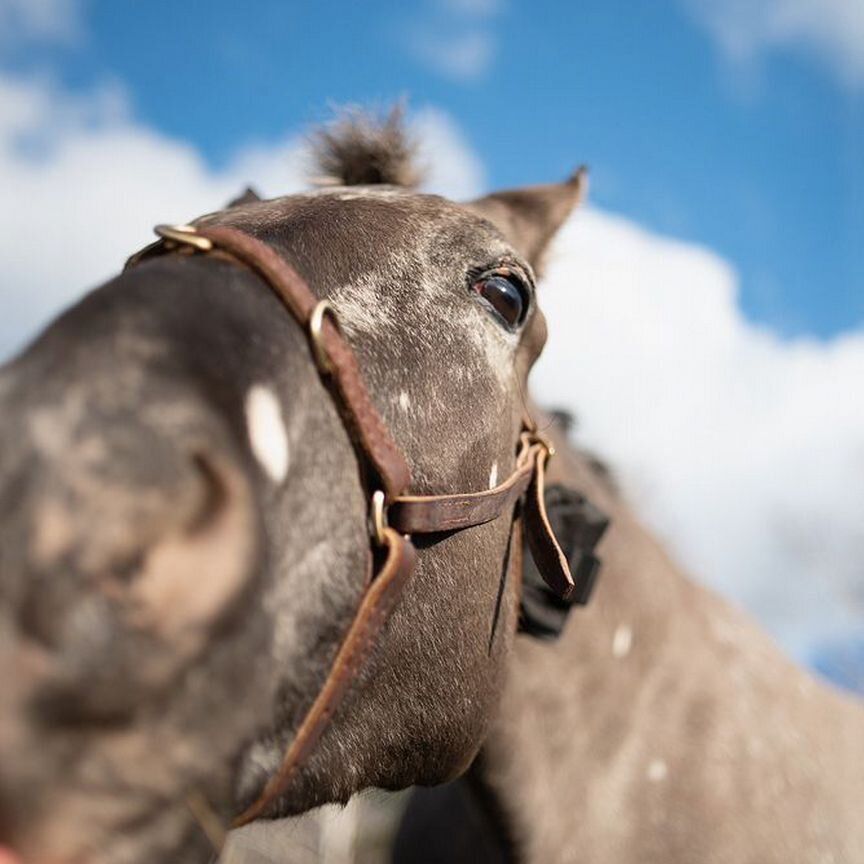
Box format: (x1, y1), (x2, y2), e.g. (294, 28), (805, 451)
(472, 274), (529, 330)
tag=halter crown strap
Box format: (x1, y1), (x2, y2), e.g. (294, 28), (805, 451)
(125, 222), (579, 827)
(174, 223), (411, 501)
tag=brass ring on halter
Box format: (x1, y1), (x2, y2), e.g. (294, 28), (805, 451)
(371, 490), (389, 547)
(309, 300), (341, 376)
(154, 224), (214, 252)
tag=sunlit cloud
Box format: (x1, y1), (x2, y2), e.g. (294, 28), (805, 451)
(535, 209), (864, 658)
(0, 0), (84, 47)
(403, 0), (503, 81)
(410, 29), (495, 81)
(683, 0), (864, 88)
(441, 0), (503, 16)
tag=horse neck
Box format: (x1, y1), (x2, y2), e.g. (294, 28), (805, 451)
(477, 430), (864, 864)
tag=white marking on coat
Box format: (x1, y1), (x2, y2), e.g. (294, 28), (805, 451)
(612, 624), (633, 658)
(399, 390), (411, 412)
(488, 461), (498, 489)
(245, 385), (289, 483)
(647, 759), (668, 782)
(330, 276), (396, 337)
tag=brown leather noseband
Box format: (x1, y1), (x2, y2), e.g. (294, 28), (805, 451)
(127, 222), (582, 827)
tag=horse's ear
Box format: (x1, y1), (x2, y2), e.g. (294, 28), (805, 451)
(226, 186), (262, 208)
(464, 167), (587, 273)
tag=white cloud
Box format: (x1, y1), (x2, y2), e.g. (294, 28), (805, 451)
(405, 0), (503, 81)
(0, 73), (860, 663)
(683, 0), (864, 87)
(411, 29), (496, 81)
(0, 76), (302, 358)
(413, 106), (486, 197)
(534, 209), (864, 658)
(0, 0), (83, 46)
(0, 76), (481, 360)
(441, 0), (503, 16)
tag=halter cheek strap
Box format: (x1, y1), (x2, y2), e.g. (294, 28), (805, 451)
(126, 223), (585, 827)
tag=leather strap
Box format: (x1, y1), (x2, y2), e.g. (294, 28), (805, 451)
(390, 436), (577, 599)
(194, 225), (412, 502)
(232, 528), (416, 827)
(523, 447), (577, 600)
(390, 438), (538, 534)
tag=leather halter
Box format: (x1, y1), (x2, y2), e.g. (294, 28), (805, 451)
(126, 222), (583, 827)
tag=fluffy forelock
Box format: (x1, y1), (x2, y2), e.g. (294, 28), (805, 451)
(310, 106), (421, 189)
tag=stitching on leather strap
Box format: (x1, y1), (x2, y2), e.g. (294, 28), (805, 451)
(390, 440), (543, 534)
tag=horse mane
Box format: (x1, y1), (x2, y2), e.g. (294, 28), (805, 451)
(310, 106), (421, 188)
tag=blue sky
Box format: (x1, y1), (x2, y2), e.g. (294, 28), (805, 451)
(3, 0), (861, 338)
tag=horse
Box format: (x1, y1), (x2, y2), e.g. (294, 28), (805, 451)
(395, 411), (864, 863)
(0, 112), (585, 864)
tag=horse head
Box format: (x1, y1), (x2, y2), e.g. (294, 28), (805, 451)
(0, 113), (584, 863)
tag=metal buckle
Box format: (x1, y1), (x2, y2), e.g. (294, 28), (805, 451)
(530, 429), (556, 458)
(516, 429), (555, 472)
(308, 300), (341, 376)
(371, 490), (388, 547)
(154, 224), (214, 252)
